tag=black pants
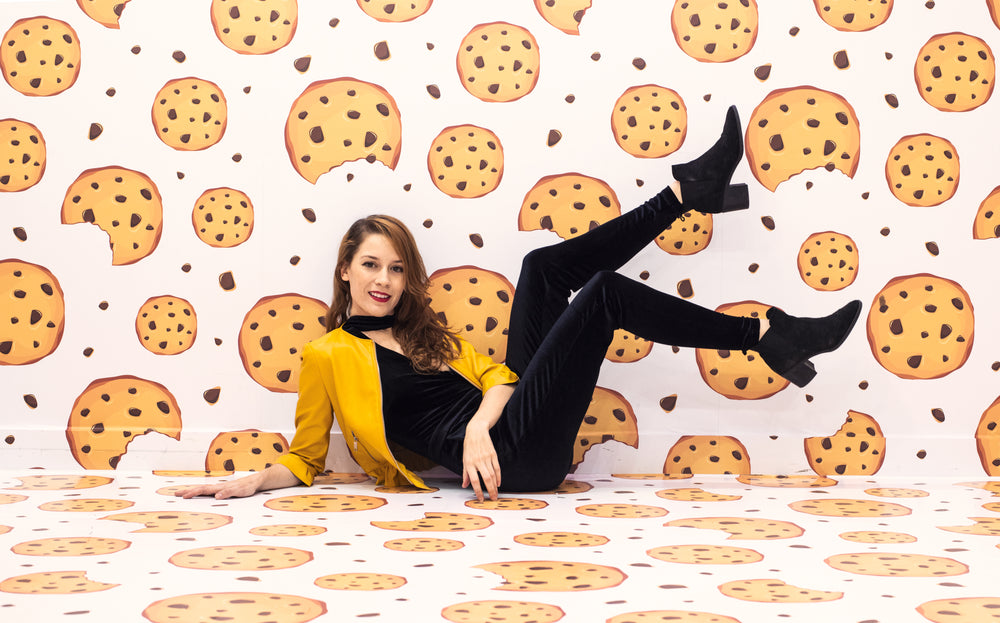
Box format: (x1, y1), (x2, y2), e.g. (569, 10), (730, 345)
(492, 187), (760, 491)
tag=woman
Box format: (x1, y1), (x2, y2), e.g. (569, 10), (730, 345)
(178, 107), (861, 502)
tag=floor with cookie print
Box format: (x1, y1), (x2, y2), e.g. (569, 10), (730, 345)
(3, 471), (1000, 622)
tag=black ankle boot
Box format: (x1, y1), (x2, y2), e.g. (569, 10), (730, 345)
(754, 300), (863, 388)
(672, 105), (745, 213)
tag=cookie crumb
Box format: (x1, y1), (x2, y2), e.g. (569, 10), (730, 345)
(547, 129), (562, 146)
(426, 84), (441, 99)
(329, 18), (340, 27)
(639, 271), (650, 280)
(294, 56), (311, 72)
(992, 361), (1000, 371)
(181, 263), (192, 272)
(219, 271), (236, 290)
(426, 42), (434, 50)
(347, 173), (355, 182)
(761, 216), (776, 230)
(4, 435), (13, 445)
(83, 347), (94, 357)
(632, 57), (646, 70)
(302, 208), (316, 222)
(789, 26), (800, 36)
(203, 388), (221, 404)
(177, 172), (185, 179)
(636, 179), (644, 187)
(859, 380), (869, 389)
(862, 192), (870, 199)
(374, 41), (390, 61)
(754, 64), (771, 81)
(89, 123), (103, 140)
(290, 255), (300, 265)
(932, 408), (945, 422)
(880, 227), (890, 236)
(469, 233), (484, 248)
(926, 241), (940, 256)
(131, 45), (141, 54)
(805, 394), (814, 402)
(98, 301), (109, 310)
(748, 263), (759, 273)
(243, 86), (251, 94)
(659, 395), (677, 412)
(232, 153), (243, 162)
(13, 227), (27, 241)
(423, 219), (433, 228)
(885, 52), (893, 60)
(677, 278), (694, 298)
(591, 52), (601, 61)
(403, 183), (412, 191)
(565, 94), (576, 103)
(214, 338), (223, 346)
(806, 181), (814, 190)
(172, 50), (186, 63)
(23, 394), (37, 408)
(106, 87), (116, 97)
(703, 94), (712, 101)
(917, 450), (927, 459)
(833, 50), (850, 69)
(885, 94), (899, 108)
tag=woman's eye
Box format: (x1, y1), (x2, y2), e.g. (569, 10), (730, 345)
(391, 266), (404, 273)
(361, 261), (376, 269)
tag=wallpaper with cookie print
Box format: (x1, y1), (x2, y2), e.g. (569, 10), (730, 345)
(3, 0), (1000, 479)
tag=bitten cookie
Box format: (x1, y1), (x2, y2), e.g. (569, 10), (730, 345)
(210, 0), (298, 55)
(918, 598), (1000, 623)
(238, 293), (328, 392)
(476, 561), (626, 591)
(169, 545), (313, 570)
(427, 265), (513, 361)
(5, 474), (113, 490)
(812, 0), (894, 32)
(1, 17), (81, 96)
(608, 613), (740, 623)
(825, 552), (968, 577)
(664, 436), (751, 476)
(576, 503), (668, 519)
(101, 511), (233, 532)
(519, 173), (621, 239)
(804, 410), (886, 476)
(885, 134), (960, 206)
(866, 273), (974, 379)
(38, 498), (134, 512)
(915, 32), (995, 112)
(671, 0), (759, 63)
(12, 536), (131, 556)
(718, 579), (842, 603)
(513, 532), (608, 547)
(533, 0), (592, 35)
(135, 295), (196, 355)
(457, 22), (540, 103)
(605, 329), (653, 362)
(77, 0), (134, 29)
(61, 166), (164, 265)
(66, 375), (182, 469)
(442, 601), (565, 623)
(973, 186), (1000, 239)
(573, 386), (638, 465)
(665, 517), (804, 540)
(205, 429), (289, 471)
(789, 498), (911, 517)
(466, 498), (548, 511)
(143, 593), (326, 623)
(745, 86), (861, 192)
(315, 573), (406, 590)
(797, 231), (858, 291)
(656, 488), (742, 502)
(839, 530), (917, 544)
(285, 78), (402, 183)
(0, 259), (65, 365)
(656, 210), (713, 256)
(975, 395), (1000, 476)
(0, 119), (46, 191)
(0, 571), (117, 594)
(696, 301), (788, 400)
(427, 124), (503, 198)
(611, 85), (687, 158)
(192, 187), (254, 247)
(384, 537), (464, 552)
(356, 0), (433, 22)
(152, 77), (228, 151)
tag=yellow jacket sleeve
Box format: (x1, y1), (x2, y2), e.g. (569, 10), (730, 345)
(276, 342), (332, 486)
(453, 338), (519, 392)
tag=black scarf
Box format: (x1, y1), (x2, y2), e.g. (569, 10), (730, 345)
(342, 314), (396, 334)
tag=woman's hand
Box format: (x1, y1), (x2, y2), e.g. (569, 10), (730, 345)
(174, 464), (300, 500)
(462, 420), (501, 502)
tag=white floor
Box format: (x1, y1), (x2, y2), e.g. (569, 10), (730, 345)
(2, 470), (1000, 622)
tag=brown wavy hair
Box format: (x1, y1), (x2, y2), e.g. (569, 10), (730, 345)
(327, 214), (460, 373)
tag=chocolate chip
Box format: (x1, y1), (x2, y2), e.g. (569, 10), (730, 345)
(203, 387), (221, 404)
(833, 50), (850, 69)
(89, 123), (103, 140)
(294, 56), (311, 73)
(754, 64), (771, 81)
(547, 129), (562, 146)
(374, 41), (390, 61)
(219, 271), (235, 291)
(426, 84), (441, 99)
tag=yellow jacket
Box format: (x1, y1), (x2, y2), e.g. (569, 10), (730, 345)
(277, 326), (519, 489)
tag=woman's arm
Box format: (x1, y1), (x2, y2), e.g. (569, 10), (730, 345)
(175, 463), (302, 499)
(462, 382), (515, 502)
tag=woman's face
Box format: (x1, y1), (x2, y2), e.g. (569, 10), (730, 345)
(341, 233), (405, 318)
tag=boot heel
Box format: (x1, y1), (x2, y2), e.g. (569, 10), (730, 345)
(720, 184), (749, 213)
(780, 360), (816, 388)
(681, 182), (749, 214)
